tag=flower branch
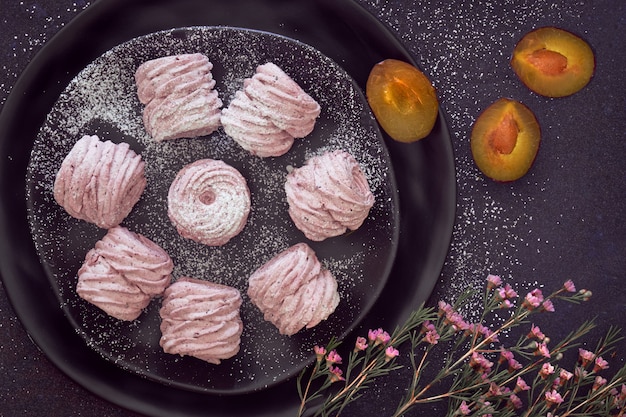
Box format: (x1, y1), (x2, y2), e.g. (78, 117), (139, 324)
(297, 275), (626, 417)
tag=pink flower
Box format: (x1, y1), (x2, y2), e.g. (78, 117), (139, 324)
(594, 356), (609, 372)
(593, 376), (607, 391)
(508, 394), (523, 410)
(612, 385), (626, 408)
(439, 303), (470, 332)
(421, 320), (436, 333)
(540, 363), (555, 379)
(326, 350), (342, 365)
(578, 348), (595, 367)
(446, 311), (470, 332)
(498, 349), (521, 372)
(385, 346), (399, 362)
(368, 328), (391, 346)
(423, 328), (440, 345)
(527, 324), (546, 341)
(563, 280), (576, 292)
(486, 274), (502, 290)
(438, 301), (453, 317)
(368, 328), (382, 342)
(354, 336), (368, 352)
(508, 358), (522, 372)
(541, 299), (555, 313)
(499, 349), (514, 364)
(515, 377), (530, 392)
(471, 323), (498, 343)
(559, 369), (573, 385)
(503, 283), (518, 298)
(459, 400), (471, 415)
(488, 382), (503, 397)
(574, 366), (588, 382)
(496, 284), (518, 301)
(523, 289), (544, 309)
(421, 321), (440, 344)
(470, 352), (494, 374)
(328, 365), (345, 383)
(534, 343), (551, 359)
(314, 345), (326, 361)
(613, 384), (626, 407)
(482, 328), (499, 343)
(376, 330), (391, 346)
(545, 389), (564, 407)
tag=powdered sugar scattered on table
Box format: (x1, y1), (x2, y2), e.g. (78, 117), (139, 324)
(359, 0), (590, 308)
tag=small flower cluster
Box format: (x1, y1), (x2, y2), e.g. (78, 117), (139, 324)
(297, 275), (626, 417)
(297, 309), (434, 417)
(312, 345), (345, 383)
(306, 328), (402, 389)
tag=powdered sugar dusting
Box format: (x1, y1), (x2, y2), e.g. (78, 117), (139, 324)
(25, 26), (398, 392)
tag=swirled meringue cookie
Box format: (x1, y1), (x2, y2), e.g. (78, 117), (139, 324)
(247, 243), (339, 336)
(53, 135), (146, 229)
(285, 150), (375, 241)
(76, 226), (173, 321)
(167, 159), (251, 246)
(135, 53), (222, 141)
(221, 62), (320, 157)
(159, 277), (243, 364)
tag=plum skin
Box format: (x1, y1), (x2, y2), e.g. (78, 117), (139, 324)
(510, 26), (595, 98)
(471, 98), (541, 182)
(366, 59), (439, 143)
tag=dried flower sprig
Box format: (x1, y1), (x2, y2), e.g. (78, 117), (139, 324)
(296, 276), (626, 417)
(297, 307), (437, 417)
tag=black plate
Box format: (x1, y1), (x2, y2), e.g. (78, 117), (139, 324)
(0, 0), (455, 416)
(26, 26), (399, 394)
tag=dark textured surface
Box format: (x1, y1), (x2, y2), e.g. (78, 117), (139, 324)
(1, 1), (624, 416)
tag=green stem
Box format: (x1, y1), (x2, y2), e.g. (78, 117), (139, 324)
(298, 361), (321, 417)
(560, 378), (624, 417)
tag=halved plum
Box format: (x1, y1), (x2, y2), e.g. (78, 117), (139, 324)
(471, 98), (541, 182)
(510, 27), (595, 97)
(366, 59), (439, 143)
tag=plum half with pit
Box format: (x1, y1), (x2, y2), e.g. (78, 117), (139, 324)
(510, 27), (595, 98)
(470, 98), (541, 182)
